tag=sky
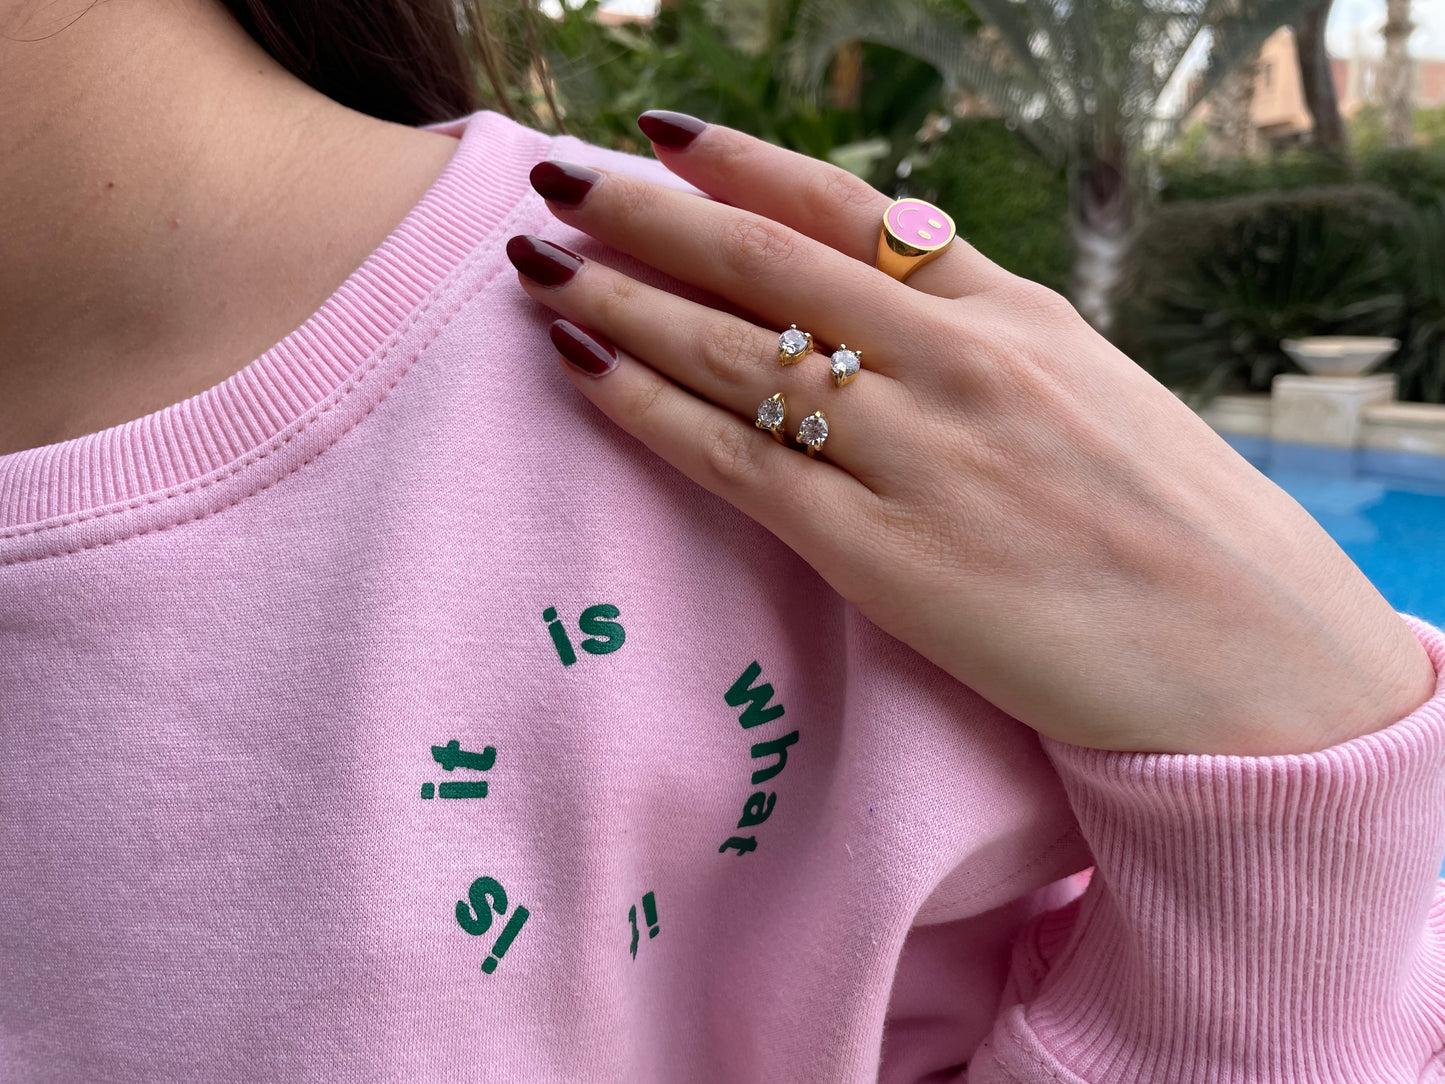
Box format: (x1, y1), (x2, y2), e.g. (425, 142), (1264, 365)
(578, 0), (1445, 59)
(1329, 0), (1445, 57)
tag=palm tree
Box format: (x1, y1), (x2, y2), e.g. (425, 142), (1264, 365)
(1204, 48), (1261, 157)
(1381, 0), (1415, 147)
(1292, 0), (1347, 150)
(788, 0), (1310, 332)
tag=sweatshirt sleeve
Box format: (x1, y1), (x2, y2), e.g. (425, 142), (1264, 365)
(969, 613), (1445, 1083)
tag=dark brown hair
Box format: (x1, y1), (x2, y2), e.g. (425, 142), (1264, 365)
(219, 0), (554, 129)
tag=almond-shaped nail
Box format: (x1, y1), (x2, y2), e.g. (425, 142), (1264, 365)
(530, 161), (601, 207)
(506, 235), (583, 287)
(637, 110), (707, 150)
(550, 320), (617, 377)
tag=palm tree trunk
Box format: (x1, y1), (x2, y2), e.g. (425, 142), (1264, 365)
(1204, 52), (1261, 157)
(1381, 0), (1415, 147)
(1293, 0), (1348, 151)
(1070, 150), (1136, 335)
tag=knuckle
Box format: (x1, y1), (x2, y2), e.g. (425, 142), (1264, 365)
(699, 418), (762, 489)
(1001, 280), (1081, 327)
(695, 318), (758, 389)
(622, 375), (669, 430)
(721, 217), (798, 277)
(608, 174), (657, 227)
(593, 272), (641, 321)
(803, 166), (882, 219)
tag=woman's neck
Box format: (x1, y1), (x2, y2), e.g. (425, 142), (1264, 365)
(0, 0), (460, 454)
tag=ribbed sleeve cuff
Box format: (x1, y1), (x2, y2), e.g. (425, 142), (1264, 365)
(975, 613), (1445, 1082)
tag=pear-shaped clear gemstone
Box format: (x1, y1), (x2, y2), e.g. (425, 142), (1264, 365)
(830, 349), (860, 381)
(756, 396), (785, 429)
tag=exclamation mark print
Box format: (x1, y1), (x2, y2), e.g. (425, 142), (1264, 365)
(482, 906), (530, 975)
(642, 892), (659, 939)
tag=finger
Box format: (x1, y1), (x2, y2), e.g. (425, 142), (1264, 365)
(507, 235), (905, 486)
(528, 159), (934, 368)
(635, 111), (1016, 299)
(545, 318), (876, 571)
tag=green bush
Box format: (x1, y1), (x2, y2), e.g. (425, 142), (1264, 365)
(1156, 150), (1352, 203)
(1417, 105), (1445, 147)
(1137, 143), (1445, 405)
(1119, 185), (1416, 404)
(1395, 198), (1445, 404)
(1359, 145), (1445, 208)
(905, 119), (1071, 291)
(1158, 144), (1445, 209)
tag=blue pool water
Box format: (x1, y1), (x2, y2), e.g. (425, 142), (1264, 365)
(1224, 436), (1445, 630)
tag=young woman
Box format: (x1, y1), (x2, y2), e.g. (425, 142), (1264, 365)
(3, 0), (1442, 1079)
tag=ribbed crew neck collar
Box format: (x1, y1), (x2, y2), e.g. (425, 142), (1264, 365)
(0, 110), (547, 532)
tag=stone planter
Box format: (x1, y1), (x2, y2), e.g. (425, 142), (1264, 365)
(1280, 336), (1400, 377)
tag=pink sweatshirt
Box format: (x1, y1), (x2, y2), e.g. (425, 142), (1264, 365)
(2, 110), (1444, 1083)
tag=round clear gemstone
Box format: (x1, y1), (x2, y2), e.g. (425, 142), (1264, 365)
(830, 349), (860, 381)
(779, 328), (809, 358)
(798, 412), (828, 447)
(756, 396), (785, 429)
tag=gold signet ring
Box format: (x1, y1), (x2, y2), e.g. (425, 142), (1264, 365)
(876, 198), (956, 282)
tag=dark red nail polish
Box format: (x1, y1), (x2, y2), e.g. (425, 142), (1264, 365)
(637, 110), (706, 150)
(550, 320), (617, 377)
(506, 235), (583, 287)
(530, 161), (601, 207)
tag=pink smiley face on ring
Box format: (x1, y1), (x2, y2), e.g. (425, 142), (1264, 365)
(883, 198), (956, 253)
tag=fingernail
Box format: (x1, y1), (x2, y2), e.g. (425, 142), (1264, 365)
(506, 235), (583, 287)
(637, 110), (706, 150)
(530, 161), (601, 207)
(550, 320), (617, 378)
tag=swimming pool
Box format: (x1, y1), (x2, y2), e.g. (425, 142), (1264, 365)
(1224, 436), (1445, 631)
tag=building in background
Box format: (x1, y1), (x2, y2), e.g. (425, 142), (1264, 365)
(1234, 25), (1444, 148)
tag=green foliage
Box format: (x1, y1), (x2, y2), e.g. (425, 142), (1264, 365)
(1119, 186), (1416, 404)
(1347, 102), (1388, 156)
(1155, 149), (1352, 202)
(1359, 145), (1445, 208)
(906, 119), (1070, 290)
(1157, 143), (1445, 208)
(1417, 104), (1445, 147)
(538, 0), (941, 161)
(1137, 144), (1445, 405)
(535, 2), (1069, 288)
(1395, 198), (1445, 404)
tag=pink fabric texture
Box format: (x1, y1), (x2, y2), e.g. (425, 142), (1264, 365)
(2, 110), (1443, 1082)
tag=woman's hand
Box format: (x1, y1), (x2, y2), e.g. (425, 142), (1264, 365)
(507, 114), (1435, 755)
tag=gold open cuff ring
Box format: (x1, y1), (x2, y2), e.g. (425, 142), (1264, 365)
(829, 345), (861, 388)
(796, 411), (828, 457)
(755, 392), (787, 443)
(876, 198), (956, 282)
(778, 325), (813, 366)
